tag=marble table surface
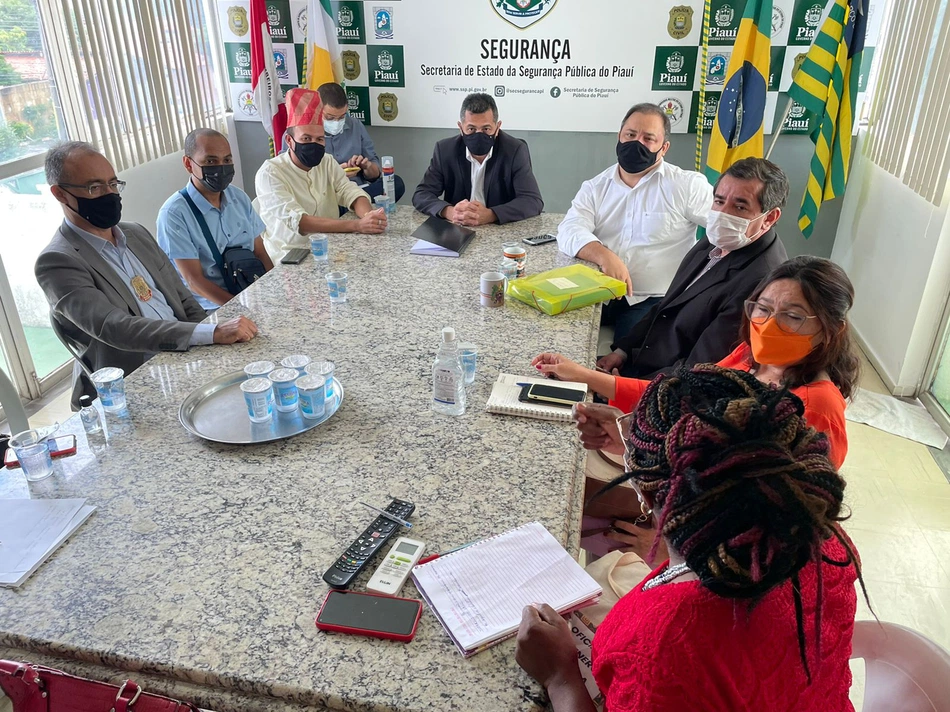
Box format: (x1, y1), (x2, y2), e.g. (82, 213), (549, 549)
(0, 208), (601, 712)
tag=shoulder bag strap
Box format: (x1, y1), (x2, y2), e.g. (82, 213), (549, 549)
(178, 188), (236, 293)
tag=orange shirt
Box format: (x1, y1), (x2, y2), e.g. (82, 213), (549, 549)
(609, 344), (848, 468)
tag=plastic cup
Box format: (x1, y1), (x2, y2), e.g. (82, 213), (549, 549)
(459, 343), (477, 385)
(268, 368), (300, 413)
(308, 361), (335, 400)
(296, 374), (327, 419)
(373, 195), (391, 217)
(326, 272), (348, 303)
(244, 361), (275, 379)
(281, 354), (311, 375)
(9, 429), (54, 482)
(309, 234), (329, 262)
(90, 366), (126, 412)
(240, 378), (274, 424)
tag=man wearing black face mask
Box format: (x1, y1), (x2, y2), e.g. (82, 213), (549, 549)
(412, 92), (543, 226)
(157, 128), (273, 310)
(255, 88), (386, 260)
(35, 141), (259, 409)
(557, 103), (713, 339)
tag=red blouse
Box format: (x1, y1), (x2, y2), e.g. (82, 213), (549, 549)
(609, 344), (848, 468)
(592, 536), (858, 712)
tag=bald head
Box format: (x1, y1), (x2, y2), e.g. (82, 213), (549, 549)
(184, 128), (229, 158)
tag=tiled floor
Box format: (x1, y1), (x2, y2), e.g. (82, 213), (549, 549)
(845, 353), (950, 709)
(10, 350), (950, 708)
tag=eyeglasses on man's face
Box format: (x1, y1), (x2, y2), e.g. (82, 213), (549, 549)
(744, 299), (818, 334)
(58, 180), (127, 198)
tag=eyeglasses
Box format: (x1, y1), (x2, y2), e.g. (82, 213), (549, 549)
(58, 180), (126, 197)
(616, 412), (635, 470)
(744, 299), (818, 334)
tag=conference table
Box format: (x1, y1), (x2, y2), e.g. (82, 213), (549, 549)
(0, 207), (603, 712)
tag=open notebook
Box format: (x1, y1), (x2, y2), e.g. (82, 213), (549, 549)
(485, 373), (588, 423)
(411, 521), (601, 657)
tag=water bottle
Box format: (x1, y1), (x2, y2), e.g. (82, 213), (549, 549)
(432, 326), (465, 416)
(381, 155), (396, 212)
(78, 395), (102, 434)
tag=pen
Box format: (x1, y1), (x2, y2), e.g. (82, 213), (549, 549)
(359, 501), (413, 529)
(515, 382), (532, 387)
(416, 541), (476, 566)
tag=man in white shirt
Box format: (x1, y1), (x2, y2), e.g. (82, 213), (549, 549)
(557, 103), (713, 338)
(255, 88), (388, 260)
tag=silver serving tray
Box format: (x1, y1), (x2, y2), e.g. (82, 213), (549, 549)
(179, 371), (344, 445)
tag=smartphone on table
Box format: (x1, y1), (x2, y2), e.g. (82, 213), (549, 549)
(518, 383), (585, 408)
(315, 589), (423, 643)
(4, 434), (77, 468)
(522, 234), (556, 246)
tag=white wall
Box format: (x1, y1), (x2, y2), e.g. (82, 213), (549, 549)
(831, 130), (950, 395)
(116, 151), (187, 237)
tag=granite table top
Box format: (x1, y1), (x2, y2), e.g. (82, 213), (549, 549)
(0, 208), (601, 712)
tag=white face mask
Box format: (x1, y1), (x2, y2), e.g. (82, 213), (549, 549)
(706, 210), (766, 251)
(323, 117), (345, 136)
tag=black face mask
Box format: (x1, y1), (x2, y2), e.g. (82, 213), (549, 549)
(195, 164), (235, 193)
(462, 131), (495, 156)
(65, 191), (122, 229)
(616, 140), (660, 174)
(292, 140), (325, 169)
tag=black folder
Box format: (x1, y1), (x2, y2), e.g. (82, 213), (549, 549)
(409, 217), (476, 258)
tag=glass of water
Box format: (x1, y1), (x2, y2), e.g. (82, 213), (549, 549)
(459, 343), (477, 385)
(9, 429), (54, 482)
(309, 234), (329, 262)
(90, 366), (126, 412)
(326, 272), (348, 303)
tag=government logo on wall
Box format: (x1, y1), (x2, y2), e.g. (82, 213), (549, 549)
(346, 87), (371, 125)
(237, 89), (257, 117)
(659, 98), (685, 127)
(491, 0), (558, 30)
(667, 6), (693, 39)
(378, 92), (398, 121)
(342, 50), (361, 80)
(332, 1), (364, 44)
(374, 7), (393, 39)
(227, 6), (248, 36)
(652, 46), (697, 90)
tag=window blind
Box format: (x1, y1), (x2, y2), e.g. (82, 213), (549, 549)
(865, 0), (950, 205)
(35, 0), (227, 172)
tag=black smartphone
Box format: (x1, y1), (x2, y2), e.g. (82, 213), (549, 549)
(315, 589), (423, 642)
(518, 383), (585, 407)
(522, 234), (556, 246)
(280, 247), (310, 265)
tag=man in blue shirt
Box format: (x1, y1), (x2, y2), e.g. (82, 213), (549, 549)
(157, 129), (274, 310)
(317, 82), (405, 206)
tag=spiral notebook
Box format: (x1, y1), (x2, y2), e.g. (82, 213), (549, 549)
(485, 373), (588, 423)
(411, 522), (601, 657)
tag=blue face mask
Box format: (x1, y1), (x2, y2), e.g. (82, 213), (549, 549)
(324, 117), (346, 136)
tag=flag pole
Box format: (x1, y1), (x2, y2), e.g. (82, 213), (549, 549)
(695, 0), (712, 172)
(765, 96), (794, 160)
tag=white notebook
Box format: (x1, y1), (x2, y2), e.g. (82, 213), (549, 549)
(485, 373), (588, 423)
(411, 521), (601, 656)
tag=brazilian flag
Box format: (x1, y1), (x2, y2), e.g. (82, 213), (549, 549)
(789, 0), (868, 237)
(704, 0), (773, 184)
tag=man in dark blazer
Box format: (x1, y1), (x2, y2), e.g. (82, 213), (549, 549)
(36, 141), (259, 408)
(599, 158), (790, 379)
(412, 92), (543, 225)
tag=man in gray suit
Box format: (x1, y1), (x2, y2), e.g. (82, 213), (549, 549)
(412, 93), (543, 226)
(36, 142), (258, 408)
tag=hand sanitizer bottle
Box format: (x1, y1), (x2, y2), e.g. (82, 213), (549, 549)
(432, 327), (465, 416)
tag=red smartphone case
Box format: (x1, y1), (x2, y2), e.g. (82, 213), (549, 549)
(4, 435), (77, 468)
(315, 590), (423, 643)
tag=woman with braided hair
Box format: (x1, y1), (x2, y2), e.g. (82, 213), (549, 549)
(532, 255), (859, 467)
(515, 365), (867, 712)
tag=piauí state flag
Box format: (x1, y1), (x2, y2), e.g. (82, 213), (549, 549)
(304, 0), (344, 89)
(250, 0), (287, 144)
(705, 0), (773, 183)
(788, 0), (867, 237)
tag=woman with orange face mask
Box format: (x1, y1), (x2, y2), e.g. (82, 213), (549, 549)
(547, 256), (859, 468)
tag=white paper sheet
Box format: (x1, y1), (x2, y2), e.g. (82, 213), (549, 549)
(0, 499), (96, 587)
(845, 388), (949, 450)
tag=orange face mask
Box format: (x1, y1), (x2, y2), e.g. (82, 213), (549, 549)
(750, 319), (816, 367)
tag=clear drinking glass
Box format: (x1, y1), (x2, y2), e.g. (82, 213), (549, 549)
(326, 272), (348, 303)
(459, 343), (477, 385)
(90, 366), (126, 412)
(309, 234), (329, 262)
(9, 429), (54, 481)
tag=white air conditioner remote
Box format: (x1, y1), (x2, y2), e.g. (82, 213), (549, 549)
(366, 537), (426, 596)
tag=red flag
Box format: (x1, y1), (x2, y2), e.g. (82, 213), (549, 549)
(250, 0), (286, 147)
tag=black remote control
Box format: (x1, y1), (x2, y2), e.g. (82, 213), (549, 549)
(323, 498), (415, 589)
